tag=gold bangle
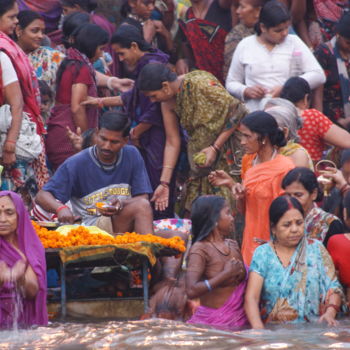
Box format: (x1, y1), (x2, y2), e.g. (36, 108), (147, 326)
(163, 165), (174, 169)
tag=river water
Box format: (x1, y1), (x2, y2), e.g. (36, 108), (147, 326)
(1, 319), (350, 349)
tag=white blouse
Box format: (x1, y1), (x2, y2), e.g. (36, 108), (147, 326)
(225, 34), (326, 112)
(0, 51), (18, 87)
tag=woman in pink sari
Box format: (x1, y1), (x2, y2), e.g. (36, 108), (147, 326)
(186, 195), (248, 330)
(0, 191), (47, 329)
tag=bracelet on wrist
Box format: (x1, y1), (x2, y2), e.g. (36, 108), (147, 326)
(98, 98), (104, 109)
(211, 143), (220, 153)
(56, 205), (69, 214)
(204, 279), (212, 291)
(5, 139), (16, 144)
(325, 303), (340, 313)
(160, 181), (170, 188)
(209, 145), (218, 154)
(162, 165), (174, 169)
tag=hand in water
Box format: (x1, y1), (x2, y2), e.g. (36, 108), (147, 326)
(318, 309), (338, 327)
(11, 260), (27, 283)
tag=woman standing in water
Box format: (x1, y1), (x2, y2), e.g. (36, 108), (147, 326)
(0, 191), (47, 328)
(245, 195), (343, 327)
(186, 195), (247, 329)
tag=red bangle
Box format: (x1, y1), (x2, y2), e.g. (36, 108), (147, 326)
(56, 205), (68, 214)
(325, 303), (340, 313)
(98, 98), (104, 109)
(211, 143), (220, 153)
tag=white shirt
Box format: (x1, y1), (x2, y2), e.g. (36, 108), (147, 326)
(225, 34), (326, 112)
(0, 51), (18, 87)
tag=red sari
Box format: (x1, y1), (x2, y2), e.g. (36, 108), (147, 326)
(0, 32), (49, 190)
(45, 48), (99, 170)
(179, 7), (228, 83)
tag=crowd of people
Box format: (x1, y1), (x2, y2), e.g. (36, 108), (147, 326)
(0, 0), (350, 331)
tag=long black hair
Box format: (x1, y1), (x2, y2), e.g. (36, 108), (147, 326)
(255, 0), (290, 35)
(241, 111), (287, 147)
(56, 23), (108, 89)
(191, 195), (226, 243)
(62, 11), (90, 49)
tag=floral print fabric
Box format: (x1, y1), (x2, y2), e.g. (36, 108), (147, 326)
(250, 238), (343, 323)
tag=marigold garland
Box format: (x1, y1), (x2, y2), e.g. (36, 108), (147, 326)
(32, 221), (186, 252)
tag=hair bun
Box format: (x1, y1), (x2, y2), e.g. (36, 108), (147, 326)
(272, 128), (287, 147)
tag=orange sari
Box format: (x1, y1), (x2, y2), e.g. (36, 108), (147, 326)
(241, 154), (295, 264)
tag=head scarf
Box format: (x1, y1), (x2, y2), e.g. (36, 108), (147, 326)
(0, 191), (47, 328)
(191, 195), (226, 243)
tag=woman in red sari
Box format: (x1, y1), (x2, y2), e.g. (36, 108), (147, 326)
(45, 23), (108, 170)
(0, 0), (49, 203)
(176, 0), (232, 83)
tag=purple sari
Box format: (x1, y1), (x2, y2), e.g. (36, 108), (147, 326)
(121, 50), (176, 219)
(0, 191), (47, 329)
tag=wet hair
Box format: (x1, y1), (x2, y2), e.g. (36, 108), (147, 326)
(269, 195), (304, 228)
(255, 0), (290, 35)
(98, 110), (131, 136)
(81, 128), (97, 149)
(17, 10), (43, 29)
(111, 24), (152, 52)
(282, 167), (323, 202)
(280, 76), (311, 104)
(137, 63), (177, 91)
(241, 111), (287, 147)
(191, 195), (226, 243)
(336, 12), (350, 39)
(38, 80), (53, 99)
(0, 0), (16, 17)
(72, 23), (109, 58)
(62, 12), (90, 49)
(60, 0), (97, 12)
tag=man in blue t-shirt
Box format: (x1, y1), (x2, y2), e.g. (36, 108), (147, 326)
(35, 111), (154, 234)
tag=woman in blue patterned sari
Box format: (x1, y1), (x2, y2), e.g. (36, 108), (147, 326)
(245, 195), (344, 328)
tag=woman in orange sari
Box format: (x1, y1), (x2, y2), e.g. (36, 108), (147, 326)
(210, 111), (295, 264)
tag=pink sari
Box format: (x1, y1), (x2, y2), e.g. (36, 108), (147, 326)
(187, 266), (248, 330)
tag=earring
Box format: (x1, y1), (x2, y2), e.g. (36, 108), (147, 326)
(262, 140), (265, 145)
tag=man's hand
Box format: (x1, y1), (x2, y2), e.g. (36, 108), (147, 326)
(57, 207), (75, 224)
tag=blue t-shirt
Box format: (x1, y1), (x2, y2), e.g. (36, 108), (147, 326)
(43, 145), (152, 225)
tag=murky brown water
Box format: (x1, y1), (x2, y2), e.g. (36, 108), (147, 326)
(1, 319), (350, 349)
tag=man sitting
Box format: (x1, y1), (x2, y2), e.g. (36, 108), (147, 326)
(35, 111), (153, 234)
